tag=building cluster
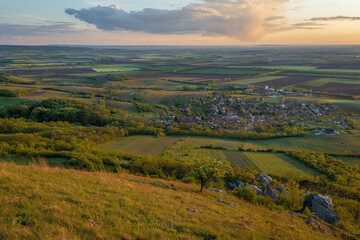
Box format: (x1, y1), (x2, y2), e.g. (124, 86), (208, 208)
(160, 93), (346, 132)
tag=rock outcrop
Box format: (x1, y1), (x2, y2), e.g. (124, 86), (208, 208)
(247, 185), (263, 196)
(228, 173), (282, 199)
(228, 181), (245, 190)
(306, 194), (340, 225)
(208, 188), (226, 195)
(256, 173), (273, 186)
(263, 184), (277, 198)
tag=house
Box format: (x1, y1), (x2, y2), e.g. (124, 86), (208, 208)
(324, 128), (335, 134)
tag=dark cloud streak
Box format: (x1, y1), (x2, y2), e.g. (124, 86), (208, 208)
(310, 15), (360, 21)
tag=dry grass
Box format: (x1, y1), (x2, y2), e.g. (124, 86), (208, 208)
(0, 162), (348, 240)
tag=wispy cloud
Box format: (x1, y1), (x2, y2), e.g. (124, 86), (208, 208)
(310, 15), (360, 21)
(291, 21), (325, 30)
(65, 0), (291, 41)
(0, 23), (82, 37)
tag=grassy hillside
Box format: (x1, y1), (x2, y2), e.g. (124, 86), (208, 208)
(0, 162), (350, 240)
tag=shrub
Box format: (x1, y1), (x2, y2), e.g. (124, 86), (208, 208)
(234, 186), (257, 203)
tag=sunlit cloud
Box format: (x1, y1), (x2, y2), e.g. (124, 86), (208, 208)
(65, 0), (291, 41)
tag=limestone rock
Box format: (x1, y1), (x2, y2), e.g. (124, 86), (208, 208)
(217, 199), (235, 206)
(307, 194), (340, 225)
(228, 181), (245, 190)
(256, 173), (273, 186)
(208, 188), (226, 195)
(264, 184), (277, 198)
(247, 185), (263, 196)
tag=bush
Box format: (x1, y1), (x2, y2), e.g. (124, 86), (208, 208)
(234, 186), (257, 203)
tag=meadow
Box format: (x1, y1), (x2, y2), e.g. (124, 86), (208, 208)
(0, 162), (341, 240)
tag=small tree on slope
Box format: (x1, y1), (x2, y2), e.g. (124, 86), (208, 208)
(192, 158), (230, 192)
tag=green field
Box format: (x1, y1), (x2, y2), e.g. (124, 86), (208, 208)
(234, 152), (320, 177)
(169, 147), (320, 177)
(106, 100), (139, 114)
(137, 90), (205, 105)
(171, 137), (244, 151)
(182, 68), (269, 75)
(245, 135), (360, 153)
(97, 135), (182, 156)
(334, 156), (360, 166)
(226, 76), (285, 85)
(108, 78), (188, 90)
(170, 135), (360, 154)
(24, 90), (71, 100)
(92, 64), (143, 72)
(0, 96), (24, 106)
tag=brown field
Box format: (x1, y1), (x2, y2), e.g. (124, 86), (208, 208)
(23, 90), (48, 98)
(5, 68), (96, 76)
(253, 76), (318, 88)
(107, 78), (185, 90)
(316, 63), (360, 70)
(299, 83), (360, 95)
(152, 73), (246, 81)
(138, 90), (206, 105)
(56, 86), (107, 94)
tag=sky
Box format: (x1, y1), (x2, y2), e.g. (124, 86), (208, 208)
(1, 0), (360, 45)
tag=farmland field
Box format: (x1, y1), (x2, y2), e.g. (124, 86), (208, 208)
(137, 90), (205, 105)
(334, 156), (360, 166)
(23, 90), (71, 100)
(168, 135), (360, 154)
(97, 135), (182, 156)
(182, 68), (269, 75)
(105, 100), (139, 114)
(108, 78), (189, 90)
(245, 135), (360, 153)
(253, 76), (318, 88)
(0, 96), (24, 106)
(223, 151), (320, 177)
(92, 64), (143, 72)
(170, 136), (245, 151)
(226, 76), (285, 85)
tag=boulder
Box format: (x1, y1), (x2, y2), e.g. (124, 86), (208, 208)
(264, 184), (277, 198)
(256, 173), (273, 186)
(217, 199), (235, 206)
(307, 194), (340, 225)
(208, 188), (226, 195)
(247, 185), (263, 196)
(228, 181), (245, 190)
(186, 208), (199, 213)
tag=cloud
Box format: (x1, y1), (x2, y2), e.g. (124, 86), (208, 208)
(0, 23), (81, 37)
(290, 15), (360, 30)
(65, 0), (291, 41)
(310, 16), (360, 21)
(291, 22), (325, 30)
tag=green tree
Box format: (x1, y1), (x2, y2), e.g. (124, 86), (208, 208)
(276, 179), (305, 212)
(192, 158), (230, 192)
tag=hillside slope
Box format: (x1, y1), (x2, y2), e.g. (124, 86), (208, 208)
(0, 162), (351, 239)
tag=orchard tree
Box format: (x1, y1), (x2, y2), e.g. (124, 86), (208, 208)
(193, 158), (230, 192)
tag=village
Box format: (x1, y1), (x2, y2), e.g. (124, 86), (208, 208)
(161, 88), (346, 133)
